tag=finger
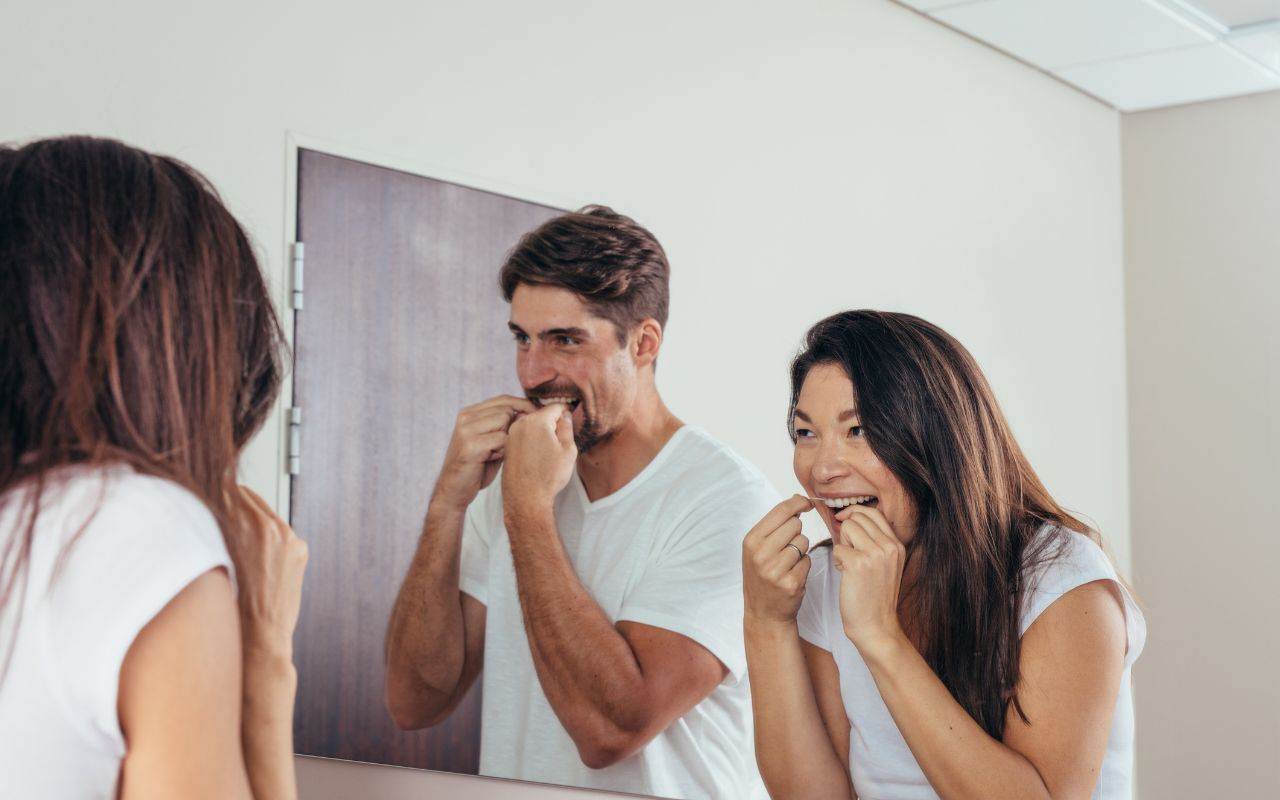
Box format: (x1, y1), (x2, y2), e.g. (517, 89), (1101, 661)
(471, 395), (539, 415)
(555, 409), (575, 447)
(845, 505), (902, 546)
(468, 430), (508, 461)
(831, 543), (858, 571)
(843, 507), (900, 556)
(838, 516), (878, 551)
(790, 533), (811, 555)
(462, 409), (519, 436)
(746, 495), (814, 544)
(761, 516), (803, 552)
(788, 551), (813, 584)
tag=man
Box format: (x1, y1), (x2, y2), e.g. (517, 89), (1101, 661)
(385, 206), (778, 799)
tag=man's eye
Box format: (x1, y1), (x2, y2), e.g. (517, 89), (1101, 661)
(556, 336), (578, 346)
(513, 333), (530, 345)
(793, 427), (814, 439)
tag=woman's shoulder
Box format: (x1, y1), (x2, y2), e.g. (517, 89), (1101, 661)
(1020, 524), (1146, 666)
(26, 464), (232, 597)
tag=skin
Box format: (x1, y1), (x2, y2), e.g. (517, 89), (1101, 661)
(118, 486), (308, 800)
(385, 283), (728, 768)
(745, 363), (1129, 800)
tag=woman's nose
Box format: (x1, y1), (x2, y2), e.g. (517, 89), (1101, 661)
(811, 444), (851, 484)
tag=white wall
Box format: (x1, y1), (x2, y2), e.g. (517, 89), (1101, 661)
(4, 1), (1129, 797)
(1122, 89), (1280, 799)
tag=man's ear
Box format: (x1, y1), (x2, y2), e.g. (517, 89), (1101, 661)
(632, 318), (663, 368)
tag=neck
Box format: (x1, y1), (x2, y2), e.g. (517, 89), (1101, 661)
(576, 384), (682, 502)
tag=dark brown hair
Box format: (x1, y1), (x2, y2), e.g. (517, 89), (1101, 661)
(0, 136), (286, 681)
(498, 205), (669, 345)
(789, 310), (1094, 740)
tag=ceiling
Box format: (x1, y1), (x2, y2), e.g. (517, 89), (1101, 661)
(893, 0), (1280, 111)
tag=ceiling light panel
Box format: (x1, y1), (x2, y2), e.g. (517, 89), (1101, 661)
(933, 0), (1214, 69)
(1055, 40), (1280, 109)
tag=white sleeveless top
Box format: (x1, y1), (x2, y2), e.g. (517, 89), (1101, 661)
(797, 526), (1146, 800)
(0, 465), (232, 800)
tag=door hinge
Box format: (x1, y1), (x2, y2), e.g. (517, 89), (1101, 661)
(291, 242), (305, 310)
(287, 406), (302, 475)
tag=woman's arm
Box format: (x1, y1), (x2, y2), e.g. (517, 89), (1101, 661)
(835, 507), (1127, 800)
(745, 620), (856, 800)
(743, 496), (854, 800)
(117, 569), (254, 800)
(228, 487), (308, 800)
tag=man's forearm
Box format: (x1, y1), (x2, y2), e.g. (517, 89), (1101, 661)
(505, 506), (650, 762)
(384, 502), (469, 726)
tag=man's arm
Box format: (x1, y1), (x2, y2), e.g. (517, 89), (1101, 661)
(384, 395), (533, 729)
(384, 502), (487, 729)
(505, 504), (727, 769)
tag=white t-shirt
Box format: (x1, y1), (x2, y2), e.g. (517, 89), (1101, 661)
(460, 425), (779, 800)
(0, 465), (232, 800)
(796, 525), (1146, 800)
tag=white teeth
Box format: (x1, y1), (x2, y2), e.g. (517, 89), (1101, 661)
(821, 496), (874, 508)
(539, 396), (577, 406)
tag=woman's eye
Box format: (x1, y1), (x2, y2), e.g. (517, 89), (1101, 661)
(793, 427), (814, 439)
(849, 426), (864, 438)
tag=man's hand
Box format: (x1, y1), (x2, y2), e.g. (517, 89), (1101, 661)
(432, 395), (537, 515)
(502, 403), (578, 522)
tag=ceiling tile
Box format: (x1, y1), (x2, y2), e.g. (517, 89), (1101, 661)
(1186, 0), (1280, 28)
(893, 1), (976, 10)
(1055, 41), (1280, 110)
(1230, 26), (1280, 70)
(933, 0), (1213, 69)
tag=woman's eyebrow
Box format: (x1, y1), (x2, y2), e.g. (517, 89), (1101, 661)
(792, 408), (859, 423)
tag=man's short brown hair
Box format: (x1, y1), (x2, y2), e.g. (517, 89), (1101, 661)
(499, 205), (670, 344)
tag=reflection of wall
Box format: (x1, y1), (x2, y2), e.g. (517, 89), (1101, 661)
(1123, 90), (1280, 800)
(2, 1), (1129, 798)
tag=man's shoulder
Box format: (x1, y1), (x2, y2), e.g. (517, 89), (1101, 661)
(662, 426), (779, 507)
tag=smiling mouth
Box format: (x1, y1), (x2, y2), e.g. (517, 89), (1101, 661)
(533, 395), (581, 412)
(818, 495), (878, 513)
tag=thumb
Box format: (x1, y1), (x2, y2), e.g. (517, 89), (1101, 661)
(556, 409), (575, 447)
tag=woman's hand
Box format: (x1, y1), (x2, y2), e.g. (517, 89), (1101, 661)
(743, 495), (815, 629)
(832, 505), (908, 655)
(226, 486), (309, 660)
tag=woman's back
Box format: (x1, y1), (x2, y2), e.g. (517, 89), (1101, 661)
(0, 465), (232, 798)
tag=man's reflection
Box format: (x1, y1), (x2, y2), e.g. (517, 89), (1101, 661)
(385, 206), (777, 799)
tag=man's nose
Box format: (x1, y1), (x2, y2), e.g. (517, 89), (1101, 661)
(518, 344), (557, 390)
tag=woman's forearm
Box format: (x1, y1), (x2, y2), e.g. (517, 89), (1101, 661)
(745, 618), (853, 800)
(241, 644), (298, 800)
(860, 634), (1049, 800)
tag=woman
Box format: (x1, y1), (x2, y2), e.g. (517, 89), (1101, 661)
(0, 136), (307, 799)
(743, 311), (1144, 800)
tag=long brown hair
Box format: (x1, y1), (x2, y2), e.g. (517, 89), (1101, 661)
(789, 310), (1093, 739)
(0, 136), (286, 682)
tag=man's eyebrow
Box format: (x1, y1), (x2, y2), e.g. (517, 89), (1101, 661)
(508, 322), (591, 339)
(541, 327), (590, 339)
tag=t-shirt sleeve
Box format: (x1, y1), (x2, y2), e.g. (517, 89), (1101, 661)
(42, 473), (232, 752)
(1020, 530), (1147, 669)
(796, 547), (833, 651)
(617, 480), (779, 686)
(458, 481), (494, 606)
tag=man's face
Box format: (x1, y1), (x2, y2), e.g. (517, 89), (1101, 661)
(508, 284), (636, 454)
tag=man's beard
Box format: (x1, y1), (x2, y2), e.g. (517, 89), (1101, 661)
(573, 407), (615, 455)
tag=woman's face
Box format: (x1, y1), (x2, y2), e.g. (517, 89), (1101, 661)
(791, 362), (916, 543)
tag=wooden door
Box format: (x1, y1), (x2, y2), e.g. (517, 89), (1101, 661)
(291, 150), (561, 770)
